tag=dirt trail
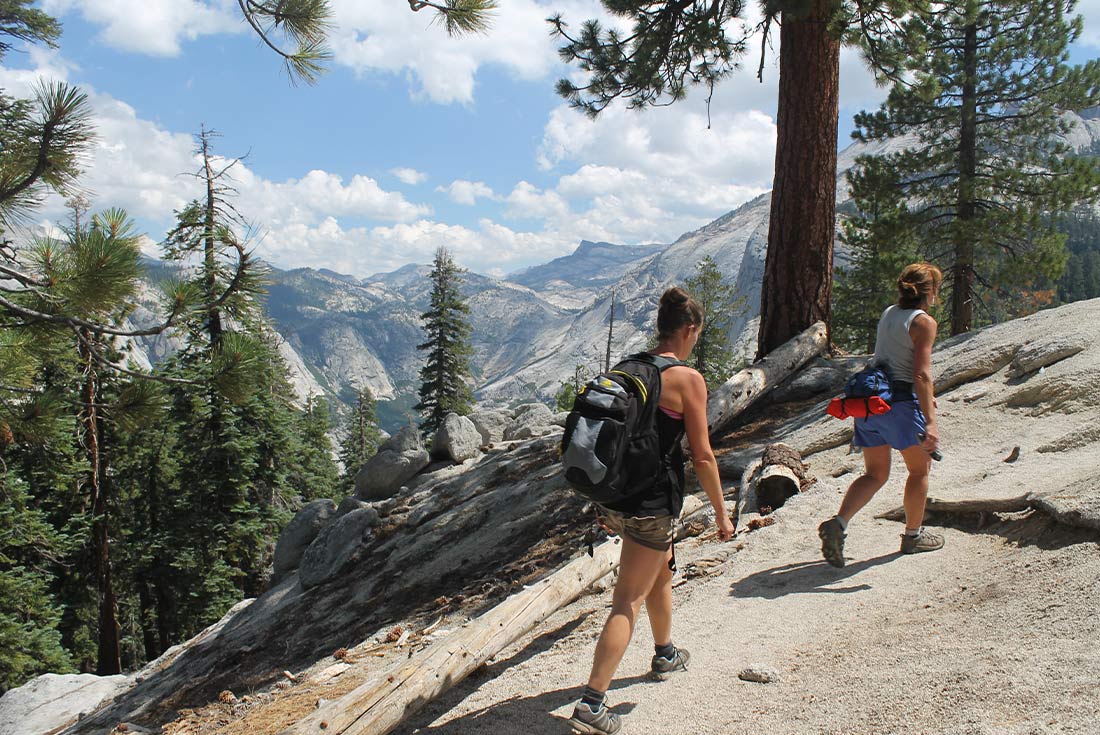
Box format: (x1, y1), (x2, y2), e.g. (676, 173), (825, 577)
(394, 446), (1100, 735)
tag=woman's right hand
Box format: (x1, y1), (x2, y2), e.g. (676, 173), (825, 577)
(922, 421), (940, 453)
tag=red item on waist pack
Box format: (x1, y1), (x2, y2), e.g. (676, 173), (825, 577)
(826, 395), (891, 419)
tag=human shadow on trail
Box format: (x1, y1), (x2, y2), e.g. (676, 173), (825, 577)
(729, 553), (899, 599)
(392, 610), (655, 735)
(395, 679), (650, 735)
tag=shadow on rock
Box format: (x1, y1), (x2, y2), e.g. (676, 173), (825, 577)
(729, 554), (899, 599)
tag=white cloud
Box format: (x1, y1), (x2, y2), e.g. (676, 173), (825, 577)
(237, 169), (432, 225)
(392, 167), (428, 185)
(41, 0), (240, 56)
(258, 216), (573, 276)
(437, 180), (495, 206)
(326, 0), (617, 104)
(532, 102), (774, 244)
(503, 181), (570, 220)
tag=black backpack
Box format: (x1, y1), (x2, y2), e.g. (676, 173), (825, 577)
(560, 353), (684, 506)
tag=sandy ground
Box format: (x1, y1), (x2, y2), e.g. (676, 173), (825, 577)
(392, 445), (1100, 735)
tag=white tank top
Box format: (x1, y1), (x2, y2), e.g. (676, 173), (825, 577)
(872, 305), (926, 383)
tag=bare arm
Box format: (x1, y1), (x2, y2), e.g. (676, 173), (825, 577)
(910, 314), (938, 452)
(680, 368), (734, 541)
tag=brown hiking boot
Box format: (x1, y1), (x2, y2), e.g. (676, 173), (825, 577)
(900, 529), (944, 554)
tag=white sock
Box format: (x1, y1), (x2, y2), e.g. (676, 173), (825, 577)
(904, 526), (922, 537)
(835, 515), (848, 531)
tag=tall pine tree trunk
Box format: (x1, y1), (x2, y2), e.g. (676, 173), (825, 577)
(200, 129), (223, 344)
(79, 332), (121, 675)
(952, 16), (979, 334)
(143, 438), (171, 658)
(758, 0), (841, 357)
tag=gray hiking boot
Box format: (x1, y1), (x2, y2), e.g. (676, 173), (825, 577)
(900, 529), (945, 555)
(567, 698), (622, 734)
(818, 517), (846, 568)
(649, 646), (690, 681)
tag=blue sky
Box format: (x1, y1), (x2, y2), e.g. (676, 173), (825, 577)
(3, 0), (1100, 279)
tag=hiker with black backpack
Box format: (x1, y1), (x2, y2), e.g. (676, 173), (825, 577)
(818, 263), (944, 568)
(562, 287), (734, 735)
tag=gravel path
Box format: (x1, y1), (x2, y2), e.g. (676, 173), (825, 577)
(395, 446), (1100, 735)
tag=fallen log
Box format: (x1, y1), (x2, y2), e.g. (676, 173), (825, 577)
(280, 538), (622, 735)
(874, 494), (1033, 521)
(707, 321), (829, 436)
(735, 444), (809, 531)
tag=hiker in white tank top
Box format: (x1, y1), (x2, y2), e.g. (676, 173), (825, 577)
(817, 263), (945, 568)
(873, 304), (928, 385)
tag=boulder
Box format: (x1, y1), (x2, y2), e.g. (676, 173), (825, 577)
(0, 673), (131, 735)
(469, 408), (511, 445)
(272, 499), (338, 582)
(354, 426), (431, 501)
(335, 496), (372, 517)
(299, 508), (380, 589)
(504, 403), (555, 441)
(551, 411), (570, 427)
(431, 414), (482, 463)
(380, 424), (422, 454)
(511, 402), (551, 420)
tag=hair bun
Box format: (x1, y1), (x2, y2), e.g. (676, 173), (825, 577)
(660, 287), (689, 307)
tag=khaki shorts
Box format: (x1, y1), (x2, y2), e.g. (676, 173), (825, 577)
(596, 508), (675, 552)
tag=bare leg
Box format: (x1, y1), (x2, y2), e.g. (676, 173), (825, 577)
(586, 538), (668, 692)
(899, 444), (932, 531)
(644, 548), (674, 648)
(837, 445), (892, 522)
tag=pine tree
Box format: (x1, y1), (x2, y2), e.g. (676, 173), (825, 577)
(0, 449), (75, 692)
(554, 365), (590, 411)
(416, 247), (474, 435)
(20, 209), (152, 675)
(289, 394), (339, 502)
(1056, 213), (1100, 303)
(0, 3), (87, 241)
(684, 256), (746, 387)
(848, 0), (1100, 334)
(338, 386), (382, 489)
(550, 1), (917, 354)
(832, 167), (923, 352)
(163, 127), (266, 350)
(155, 131), (327, 635)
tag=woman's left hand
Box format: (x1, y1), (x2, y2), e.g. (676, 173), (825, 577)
(715, 512), (734, 542)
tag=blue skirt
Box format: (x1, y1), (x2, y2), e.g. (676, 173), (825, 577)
(852, 400), (926, 451)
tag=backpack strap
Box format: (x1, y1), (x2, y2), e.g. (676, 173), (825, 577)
(624, 352), (688, 371)
(650, 355), (688, 372)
